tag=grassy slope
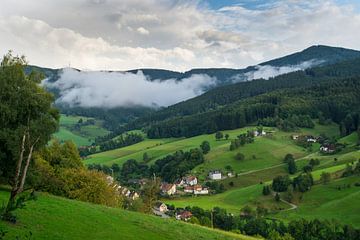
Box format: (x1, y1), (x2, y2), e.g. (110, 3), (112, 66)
(165, 164), (352, 213)
(0, 191), (255, 240)
(272, 176), (360, 227)
(54, 115), (109, 146)
(54, 128), (92, 146)
(86, 124), (338, 174)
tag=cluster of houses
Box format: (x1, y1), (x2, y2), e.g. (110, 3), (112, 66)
(153, 202), (193, 221)
(106, 176), (140, 200)
(160, 170), (225, 196)
(320, 143), (336, 153)
(292, 134), (317, 142)
(161, 175), (209, 196)
(292, 134), (339, 153)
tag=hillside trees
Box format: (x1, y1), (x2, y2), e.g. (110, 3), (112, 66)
(0, 52), (59, 217)
(29, 140), (123, 207)
(272, 175), (291, 192)
(215, 131), (223, 140)
(288, 158), (297, 174)
(200, 141), (210, 154)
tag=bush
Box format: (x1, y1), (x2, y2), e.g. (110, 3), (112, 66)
(235, 152), (245, 161)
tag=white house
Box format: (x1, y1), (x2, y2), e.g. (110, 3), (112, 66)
(175, 178), (185, 187)
(292, 135), (299, 140)
(254, 130), (266, 137)
(320, 144), (336, 153)
(209, 170), (222, 180)
(154, 202), (168, 213)
(184, 186), (194, 193)
(161, 183), (176, 195)
(306, 135), (317, 143)
(194, 187), (209, 195)
(184, 176), (198, 186)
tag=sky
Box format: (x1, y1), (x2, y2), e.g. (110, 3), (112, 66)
(1, 0), (360, 71)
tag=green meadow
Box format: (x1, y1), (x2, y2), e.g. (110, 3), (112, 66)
(0, 190), (254, 240)
(53, 114), (110, 146)
(272, 176), (360, 227)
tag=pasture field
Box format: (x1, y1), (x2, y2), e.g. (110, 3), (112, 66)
(272, 176), (360, 227)
(54, 128), (92, 146)
(53, 114), (110, 146)
(87, 124), (338, 173)
(0, 190), (254, 240)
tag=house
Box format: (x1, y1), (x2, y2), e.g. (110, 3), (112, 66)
(306, 135), (317, 143)
(129, 192), (139, 200)
(320, 144), (336, 153)
(209, 170), (222, 180)
(184, 186), (194, 193)
(184, 176), (198, 186)
(176, 211), (192, 221)
(254, 130), (266, 137)
(106, 176), (114, 184)
(161, 183), (176, 195)
(227, 172), (234, 177)
(154, 202), (168, 213)
(194, 187), (209, 195)
(175, 178), (185, 187)
(292, 135), (299, 140)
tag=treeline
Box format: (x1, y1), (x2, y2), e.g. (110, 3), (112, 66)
(172, 205), (360, 240)
(146, 76), (360, 138)
(98, 133), (143, 152)
(59, 105), (154, 131)
(79, 133), (144, 157)
(119, 149), (204, 183)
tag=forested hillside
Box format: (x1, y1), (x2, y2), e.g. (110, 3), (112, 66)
(146, 76), (360, 138)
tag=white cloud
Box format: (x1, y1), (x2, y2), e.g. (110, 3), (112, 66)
(0, 0), (360, 71)
(243, 60), (323, 81)
(44, 68), (216, 107)
(136, 27), (150, 35)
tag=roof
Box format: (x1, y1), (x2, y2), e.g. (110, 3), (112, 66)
(155, 202), (166, 208)
(209, 170), (221, 174)
(185, 176), (197, 182)
(179, 211), (192, 219)
(161, 183), (175, 191)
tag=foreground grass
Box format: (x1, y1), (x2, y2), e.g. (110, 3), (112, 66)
(0, 190), (255, 240)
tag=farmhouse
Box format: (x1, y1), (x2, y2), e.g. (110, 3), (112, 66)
(320, 144), (336, 153)
(176, 211), (192, 221)
(254, 130), (266, 137)
(292, 135), (299, 140)
(184, 176), (198, 186)
(209, 170), (222, 180)
(161, 183), (176, 195)
(175, 178), (185, 187)
(154, 202), (168, 213)
(306, 135), (317, 143)
(184, 186), (194, 193)
(194, 186), (209, 195)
